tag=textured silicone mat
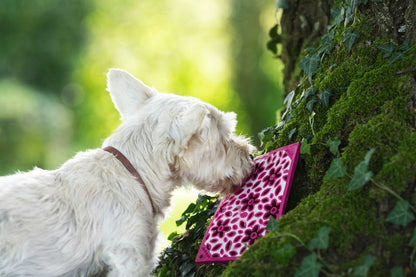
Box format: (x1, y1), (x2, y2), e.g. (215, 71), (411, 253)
(195, 142), (300, 263)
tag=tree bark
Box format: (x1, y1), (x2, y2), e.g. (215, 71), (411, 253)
(280, 0), (333, 94)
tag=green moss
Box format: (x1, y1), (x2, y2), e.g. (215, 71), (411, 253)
(221, 12), (416, 277)
(343, 113), (409, 172)
(376, 132), (416, 195)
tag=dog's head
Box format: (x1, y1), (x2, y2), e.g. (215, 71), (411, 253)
(106, 69), (255, 194)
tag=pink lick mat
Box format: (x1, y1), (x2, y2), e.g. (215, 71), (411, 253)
(195, 142), (301, 263)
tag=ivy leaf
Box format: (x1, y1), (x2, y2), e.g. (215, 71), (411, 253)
(377, 43), (395, 58)
(288, 127), (297, 140)
(351, 0), (360, 10)
(266, 216), (280, 231)
(301, 137), (311, 155)
(306, 98), (317, 113)
(259, 126), (276, 147)
(348, 164), (373, 191)
(386, 200), (415, 227)
(309, 111), (316, 136)
(304, 86), (317, 102)
(267, 40), (278, 54)
(344, 29), (360, 52)
(327, 137), (341, 155)
(294, 253), (322, 277)
(182, 203), (196, 215)
(319, 89), (331, 108)
(390, 266), (405, 277)
(284, 90), (295, 108)
(399, 42), (409, 51)
(304, 47), (316, 54)
(308, 226), (332, 251)
(353, 255), (376, 277)
(267, 24), (281, 54)
(325, 158), (347, 179)
(331, 6), (344, 27)
(320, 33), (335, 54)
(408, 227), (416, 247)
(179, 263), (195, 276)
(389, 52), (405, 65)
(167, 231), (178, 241)
(276, 0), (289, 9)
(344, 6), (354, 27)
(348, 149), (375, 191)
(363, 148), (375, 164)
(269, 24), (279, 39)
(299, 53), (320, 81)
(176, 216), (186, 226)
(271, 243), (296, 265)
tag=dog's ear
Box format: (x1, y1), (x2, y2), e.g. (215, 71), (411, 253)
(168, 104), (207, 151)
(106, 68), (157, 120)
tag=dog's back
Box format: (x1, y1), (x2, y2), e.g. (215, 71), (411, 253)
(0, 162), (96, 276)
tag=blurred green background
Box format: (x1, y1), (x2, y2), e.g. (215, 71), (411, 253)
(0, 0), (283, 249)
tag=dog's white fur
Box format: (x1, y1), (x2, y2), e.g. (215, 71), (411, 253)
(0, 69), (254, 277)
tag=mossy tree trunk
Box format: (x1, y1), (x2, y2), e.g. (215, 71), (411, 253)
(222, 0), (416, 276)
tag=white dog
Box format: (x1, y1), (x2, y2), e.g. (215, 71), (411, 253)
(0, 69), (254, 277)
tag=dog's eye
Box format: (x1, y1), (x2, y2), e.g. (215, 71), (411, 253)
(249, 154), (254, 160)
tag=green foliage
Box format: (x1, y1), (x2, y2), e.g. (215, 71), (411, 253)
(343, 29), (360, 52)
(300, 138), (311, 154)
(0, 79), (72, 174)
(319, 89), (331, 108)
(270, 243), (296, 265)
(299, 53), (320, 82)
(304, 86), (317, 102)
(0, 0), (90, 173)
(276, 0), (289, 9)
(390, 267), (405, 277)
(348, 149), (375, 191)
(325, 158), (347, 179)
(389, 52), (405, 65)
(376, 42), (413, 65)
(352, 255), (376, 277)
(320, 33), (335, 55)
(308, 226), (331, 251)
(0, 0), (91, 93)
(385, 200), (415, 227)
(306, 98), (318, 114)
(408, 228), (416, 247)
(267, 24), (281, 55)
(294, 253), (322, 277)
(377, 43), (395, 58)
(326, 137), (341, 155)
(154, 194), (225, 277)
(266, 216), (280, 232)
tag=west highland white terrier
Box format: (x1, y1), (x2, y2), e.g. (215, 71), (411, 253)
(0, 69), (254, 277)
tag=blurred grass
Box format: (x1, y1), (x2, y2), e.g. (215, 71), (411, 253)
(157, 187), (200, 250)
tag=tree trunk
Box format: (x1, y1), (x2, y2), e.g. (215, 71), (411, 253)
(280, 0), (333, 94)
(221, 0), (416, 275)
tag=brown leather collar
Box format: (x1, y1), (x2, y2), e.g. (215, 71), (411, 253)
(103, 146), (156, 215)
